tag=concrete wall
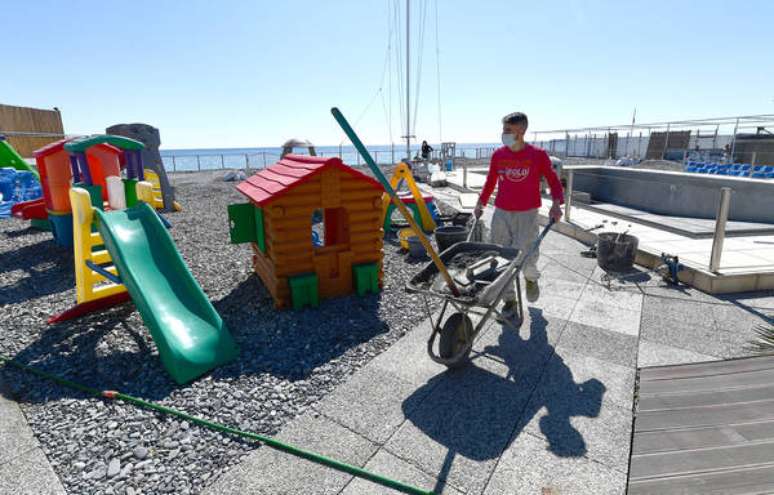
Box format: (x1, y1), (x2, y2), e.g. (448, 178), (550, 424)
(568, 166), (774, 224)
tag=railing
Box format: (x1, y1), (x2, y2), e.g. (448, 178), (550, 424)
(161, 145), (501, 173)
(563, 168), (747, 272)
(161, 152), (282, 173)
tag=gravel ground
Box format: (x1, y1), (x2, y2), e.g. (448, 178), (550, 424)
(0, 170), (444, 495)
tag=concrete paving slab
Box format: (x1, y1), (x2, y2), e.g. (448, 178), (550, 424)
(559, 321), (639, 368)
(540, 262), (592, 286)
(581, 281), (645, 311)
(529, 349), (636, 413)
(472, 308), (568, 372)
(0, 381), (64, 495)
(519, 393), (634, 471)
(383, 357), (540, 495)
(723, 291), (774, 311)
(0, 447), (66, 495)
(640, 310), (751, 359)
(711, 302), (773, 333)
(204, 413), (378, 495)
(340, 449), (464, 495)
(534, 275), (587, 297)
(569, 295), (642, 336)
(0, 424), (39, 467)
(483, 431), (627, 495)
(314, 364), (436, 445)
(637, 340), (720, 368)
(524, 292), (579, 320)
(641, 295), (716, 331)
(542, 252), (599, 274)
(368, 317), (451, 387)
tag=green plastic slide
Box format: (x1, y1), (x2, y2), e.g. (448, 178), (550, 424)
(95, 202), (238, 384)
(0, 138), (39, 179)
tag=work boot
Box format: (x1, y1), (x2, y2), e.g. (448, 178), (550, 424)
(525, 279), (540, 302)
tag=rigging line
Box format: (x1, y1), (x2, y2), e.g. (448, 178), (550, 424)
(434, 0), (442, 143)
(384, 0), (394, 145)
(411, 0), (428, 136)
(393, 0), (406, 134)
(340, 18), (392, 146)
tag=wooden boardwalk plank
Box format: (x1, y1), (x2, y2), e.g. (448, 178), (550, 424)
(629, 463), (774, 495)
(638, 384), (774, 412)
(632, 424), (765, 455)
(636, 398), (774, 431)
(639, 356), (774, 382)
(630, 440), (774, 480)
(629, 356), (774, 494)
(639, 367), (774, 395)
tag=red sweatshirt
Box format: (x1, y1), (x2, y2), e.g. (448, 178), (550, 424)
(478, 144), (564, 211)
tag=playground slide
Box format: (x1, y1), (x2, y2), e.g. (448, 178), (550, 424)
(0, 138), (39, 179)
(95, 201), (238, 384)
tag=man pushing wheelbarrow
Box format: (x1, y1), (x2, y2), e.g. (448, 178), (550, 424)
(474, 111), (564, 317)
(332, 106), (563, 369)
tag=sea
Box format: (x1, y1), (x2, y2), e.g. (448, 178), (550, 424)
(158, 143), (498, 172)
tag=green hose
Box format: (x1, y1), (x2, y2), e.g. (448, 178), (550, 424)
(0, 354), (434, 495)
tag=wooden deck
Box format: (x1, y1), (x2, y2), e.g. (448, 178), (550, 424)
(629, 356), (774, 494)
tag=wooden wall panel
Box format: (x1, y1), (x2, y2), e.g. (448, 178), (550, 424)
(0, 104), (65, 157)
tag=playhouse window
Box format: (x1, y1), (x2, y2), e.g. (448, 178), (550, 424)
(312, 207), (349, 248)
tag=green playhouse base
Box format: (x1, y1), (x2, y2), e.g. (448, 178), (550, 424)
(289, 273), (319, 310)
(353, 262), (380, 296)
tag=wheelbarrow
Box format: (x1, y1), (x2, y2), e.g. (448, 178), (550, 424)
(406, 219), (555, 368)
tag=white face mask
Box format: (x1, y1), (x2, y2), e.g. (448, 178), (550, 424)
(501, 133), (516, 147)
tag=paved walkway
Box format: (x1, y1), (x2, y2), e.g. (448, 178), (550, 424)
(0, 377), (66, 495)
(205, 214), (772, 494)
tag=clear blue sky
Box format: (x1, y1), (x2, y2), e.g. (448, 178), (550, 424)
(3, 0), (773, 149)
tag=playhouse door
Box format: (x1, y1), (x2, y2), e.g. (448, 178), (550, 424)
(313, 248), (353, 298)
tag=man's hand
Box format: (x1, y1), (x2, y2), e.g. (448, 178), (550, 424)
(549, 202), (563, 222)
(474, 202), (484, 219)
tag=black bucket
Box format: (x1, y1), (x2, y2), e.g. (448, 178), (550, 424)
(435, 225), (469, 252)
(597, 232), (639, 272)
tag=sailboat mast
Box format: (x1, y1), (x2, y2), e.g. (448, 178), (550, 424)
(406, 0), (411, 160)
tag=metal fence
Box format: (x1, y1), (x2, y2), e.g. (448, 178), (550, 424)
(161, 144), (496, 173)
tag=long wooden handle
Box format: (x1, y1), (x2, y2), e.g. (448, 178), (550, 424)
(331, 107), (461, 297)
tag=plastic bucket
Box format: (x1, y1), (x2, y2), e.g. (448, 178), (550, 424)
(435, 225), (469, 252)
(407, 236), (426, 258)
(597, 232), (639, 272)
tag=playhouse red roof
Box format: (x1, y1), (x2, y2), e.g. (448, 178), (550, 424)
(237, 154), (383, 206)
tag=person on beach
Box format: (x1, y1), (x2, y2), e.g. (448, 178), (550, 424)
(474, 111), (564, 314)
(421, 140), (433, 161)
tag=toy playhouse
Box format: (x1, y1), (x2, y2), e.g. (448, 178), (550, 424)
(229, 154), (385, 309)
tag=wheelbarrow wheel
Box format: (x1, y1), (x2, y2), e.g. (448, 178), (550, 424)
(438, 312), (473, 369)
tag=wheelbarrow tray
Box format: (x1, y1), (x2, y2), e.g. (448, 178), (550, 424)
(406, 241), (520, 306)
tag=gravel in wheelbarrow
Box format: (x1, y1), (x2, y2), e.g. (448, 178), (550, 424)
(406, 241), (519, 303)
